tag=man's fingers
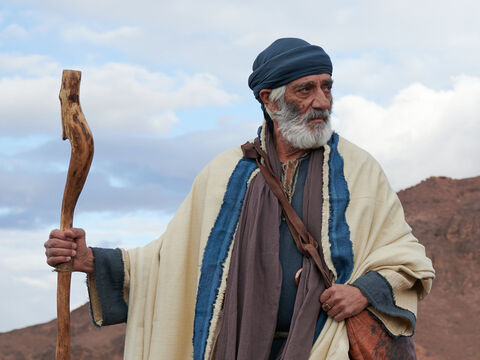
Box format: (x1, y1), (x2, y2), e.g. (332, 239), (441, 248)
(67, 227), (85, 239)
(329, 304), (350, 322)
(48, 230), (75, 244)
(320, 284), (369, 322)
(47, 256), (72, 267)
(327, 301), (342, 316)
(45, 238), (77, 250)
(46, 247), (76, 258)
(49, 228), (84, 241)
(45, 228), (87, 270)
(333, 312), (348, 322)
(319, 286), (333, 303)
(49, 229), (66, 240)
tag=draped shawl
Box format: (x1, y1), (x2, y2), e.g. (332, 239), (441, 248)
(88, 129), (434, 360)
(215, 127), (327, 360)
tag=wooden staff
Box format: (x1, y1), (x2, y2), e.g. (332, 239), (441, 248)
(56, 70), (94, 359)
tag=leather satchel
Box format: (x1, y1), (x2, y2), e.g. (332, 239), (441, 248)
(242, 140), (416, 360)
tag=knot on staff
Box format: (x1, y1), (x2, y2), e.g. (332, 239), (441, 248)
(55, 70), (94, 359)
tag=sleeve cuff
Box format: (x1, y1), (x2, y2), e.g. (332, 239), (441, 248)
(352, 271), (416, 337)
(87, 247), (128, 326)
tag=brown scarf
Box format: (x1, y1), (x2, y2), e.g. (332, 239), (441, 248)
(215, 129), (327, 360)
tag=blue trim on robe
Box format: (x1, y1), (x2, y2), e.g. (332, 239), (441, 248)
(327, 133), (354, 284)
(193, 157), (258, 360)
(313, 133), (354, 341)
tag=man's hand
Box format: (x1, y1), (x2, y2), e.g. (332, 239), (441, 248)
(319, 284), (369, 322)
(45, 228), (94, 274)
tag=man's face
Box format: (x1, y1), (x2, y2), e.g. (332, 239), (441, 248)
(271, 73), (334, 150)
(283, 73), (333, 128)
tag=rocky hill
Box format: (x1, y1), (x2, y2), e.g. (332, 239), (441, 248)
(1, 176), (478, 359)
(0, 304), (125, 359)
(398, 176), (479, 360)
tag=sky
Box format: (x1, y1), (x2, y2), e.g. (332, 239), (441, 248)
(0, 0), (479, 333)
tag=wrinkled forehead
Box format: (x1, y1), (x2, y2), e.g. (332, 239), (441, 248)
(287, 73), (333, 89)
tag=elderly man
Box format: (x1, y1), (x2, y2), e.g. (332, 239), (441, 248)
(45, 38), (434, 359)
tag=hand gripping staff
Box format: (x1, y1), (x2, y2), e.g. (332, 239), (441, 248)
(55, 70), (94, 359)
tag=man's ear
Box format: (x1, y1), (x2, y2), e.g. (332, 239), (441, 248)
(259, 89), (276, 113)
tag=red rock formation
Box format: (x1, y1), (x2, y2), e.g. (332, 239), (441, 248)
(399, 176), (480, 360)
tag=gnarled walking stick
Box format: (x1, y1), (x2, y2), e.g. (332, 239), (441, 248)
(56, 70), (94, 359)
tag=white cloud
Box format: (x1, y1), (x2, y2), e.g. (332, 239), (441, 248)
(3, 1), (480, 100)
(0, 53), (60, 76)
(62, 25), (142, 45)
(0, 76), (59, 135)
(333, 75), (480, 190)
(0, 60), (237, 136)
(82, 64), (237, 135)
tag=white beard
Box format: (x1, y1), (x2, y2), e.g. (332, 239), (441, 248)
(272, 99), (333, 150)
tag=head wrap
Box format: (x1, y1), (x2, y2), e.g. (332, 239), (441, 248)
(248, 38), (332, 103)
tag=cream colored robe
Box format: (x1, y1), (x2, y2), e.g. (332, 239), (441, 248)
(89, 134), (435, 360)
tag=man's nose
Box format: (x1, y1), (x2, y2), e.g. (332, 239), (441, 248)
(312, 90), (331, 110)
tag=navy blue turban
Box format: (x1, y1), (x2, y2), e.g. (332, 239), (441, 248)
(248, 38), (332, 103)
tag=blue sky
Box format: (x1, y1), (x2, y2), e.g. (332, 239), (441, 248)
(1, 0), (479, 332)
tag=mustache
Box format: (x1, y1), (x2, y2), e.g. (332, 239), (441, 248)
(303, 109), (330, 122)
(282, 100), (331, 123)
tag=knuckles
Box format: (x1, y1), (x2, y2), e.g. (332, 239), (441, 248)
(69, 227), (85, 238)
(47, 259), (57, 267)
(45, 238), (61, 249)
(49, 229), (63, 239)
(48, 228), (85, 241)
